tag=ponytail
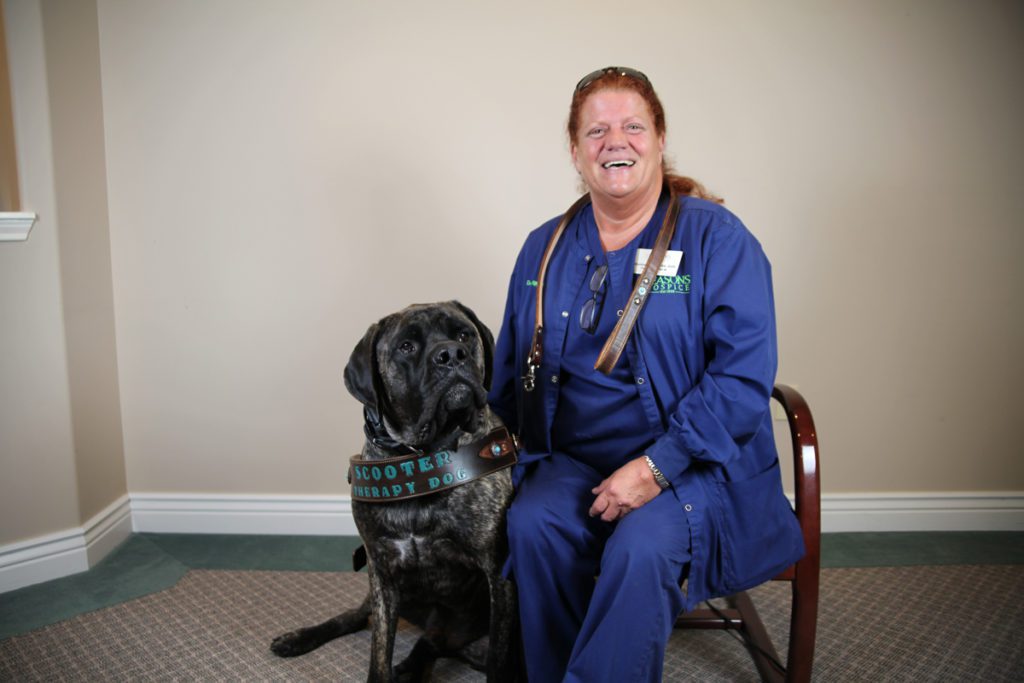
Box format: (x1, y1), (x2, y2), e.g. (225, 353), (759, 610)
(665, 172), (723, 205)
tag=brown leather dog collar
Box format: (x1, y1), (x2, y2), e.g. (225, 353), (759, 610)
(348, 427), (518, 503)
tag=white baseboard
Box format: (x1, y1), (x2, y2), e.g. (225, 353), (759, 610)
(0, 494), (132, 593)
(3, 491), (1021, 594)
(820, 492), (1024, 532)
(128, 491), (1024, 536)
(84, 495), (134, 566)
(130, 493), (358, 536)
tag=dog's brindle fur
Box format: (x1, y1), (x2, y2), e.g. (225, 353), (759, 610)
(270, 302), (517, 683)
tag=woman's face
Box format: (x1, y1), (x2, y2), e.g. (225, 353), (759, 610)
(571, 88), (665, 204)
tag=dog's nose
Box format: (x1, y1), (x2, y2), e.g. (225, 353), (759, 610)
(433, 343), (468, 368)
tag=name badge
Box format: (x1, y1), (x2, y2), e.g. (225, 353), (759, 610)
(634, 249), (683, 277)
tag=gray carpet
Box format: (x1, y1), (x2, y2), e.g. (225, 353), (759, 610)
(1, 565), (1022, 681)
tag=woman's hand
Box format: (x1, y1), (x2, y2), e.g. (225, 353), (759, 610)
(589, 456), (664, 522)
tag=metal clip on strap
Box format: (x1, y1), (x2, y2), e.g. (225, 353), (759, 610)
(523, 193), (591, 392)
(523, 326), (542, 392)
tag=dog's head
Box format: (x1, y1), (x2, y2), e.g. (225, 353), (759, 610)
(343, 301), (495, 450)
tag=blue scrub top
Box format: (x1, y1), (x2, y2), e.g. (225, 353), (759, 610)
(489, 193), (805, 610)
(550, 202), (663, 476)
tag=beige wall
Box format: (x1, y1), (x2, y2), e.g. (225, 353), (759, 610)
(2, 1), (1022, 543)
(0, 0), (125, 545)
(1, 0), (80, 544)
(98, 0), (1023, 496)
(41, 0), (126, 523)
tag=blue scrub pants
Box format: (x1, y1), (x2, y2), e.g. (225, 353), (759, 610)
(507, 454), (692, 683)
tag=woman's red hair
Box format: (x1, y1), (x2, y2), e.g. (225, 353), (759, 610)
(567, 72), (723, 204)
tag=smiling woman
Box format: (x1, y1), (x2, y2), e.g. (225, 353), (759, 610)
(567, 67), (721, 212)
(570, 89), (666, 246)
(488, 66), (804, 683)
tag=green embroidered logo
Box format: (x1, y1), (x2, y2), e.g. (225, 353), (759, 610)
(652, 274), (691, 294)
(525, 279), (539, 287)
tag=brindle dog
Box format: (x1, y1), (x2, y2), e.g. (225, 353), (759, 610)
(270, 302), (517, 683)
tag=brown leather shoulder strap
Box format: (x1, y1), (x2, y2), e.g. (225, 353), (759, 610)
(526, 185), (682, 384)
(594, 187), (681, 374)
(524, 193), (591, 392)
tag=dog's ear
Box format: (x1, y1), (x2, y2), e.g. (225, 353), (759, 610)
(343, 321), (384, 409)
(450, 300), (495, 392)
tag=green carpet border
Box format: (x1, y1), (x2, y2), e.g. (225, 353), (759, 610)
(2, 531), (1021, 641)
(821, 531), (1024, 567)
(0, 535), (187, 640)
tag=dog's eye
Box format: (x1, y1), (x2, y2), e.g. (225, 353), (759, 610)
(456, 331), (472, 344)
(398, 341), (417, 355)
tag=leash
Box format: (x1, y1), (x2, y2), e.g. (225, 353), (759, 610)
(523, 183), (681, 389)
(348, 427), (518, 503)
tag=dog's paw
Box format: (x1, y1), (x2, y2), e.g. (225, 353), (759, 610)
(270, 630), (317, 658)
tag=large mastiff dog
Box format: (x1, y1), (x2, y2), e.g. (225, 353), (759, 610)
(271, 302), (517, 683)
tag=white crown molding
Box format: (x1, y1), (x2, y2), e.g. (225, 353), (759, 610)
(0, 212), (39, 241)
(0, 494), (131, 593)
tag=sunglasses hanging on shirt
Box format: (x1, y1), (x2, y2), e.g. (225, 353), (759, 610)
(580, 264), (609, 334)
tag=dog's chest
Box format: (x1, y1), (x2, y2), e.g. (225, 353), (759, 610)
(355, 499), (485, 568)
(385, 534), (429, 564)
(367, 526), (487, 604)
(375, 525), (480, 571)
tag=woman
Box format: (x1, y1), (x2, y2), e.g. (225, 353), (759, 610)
(488, 67), (804, 682)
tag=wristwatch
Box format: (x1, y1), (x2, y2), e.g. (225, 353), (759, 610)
(643, 455), (670, 490)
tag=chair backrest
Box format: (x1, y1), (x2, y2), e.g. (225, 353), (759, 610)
(771, 384), (821, 683)
(675, 385), (820, 683)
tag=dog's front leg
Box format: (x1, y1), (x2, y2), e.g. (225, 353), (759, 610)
(486, 574), (519, 682)
(368, 567), (399, 683)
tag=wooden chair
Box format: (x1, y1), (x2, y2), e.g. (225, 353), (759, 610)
(674, 383), (821, 683)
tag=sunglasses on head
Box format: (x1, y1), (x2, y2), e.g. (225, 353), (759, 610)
(575, 66), (650, 93)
